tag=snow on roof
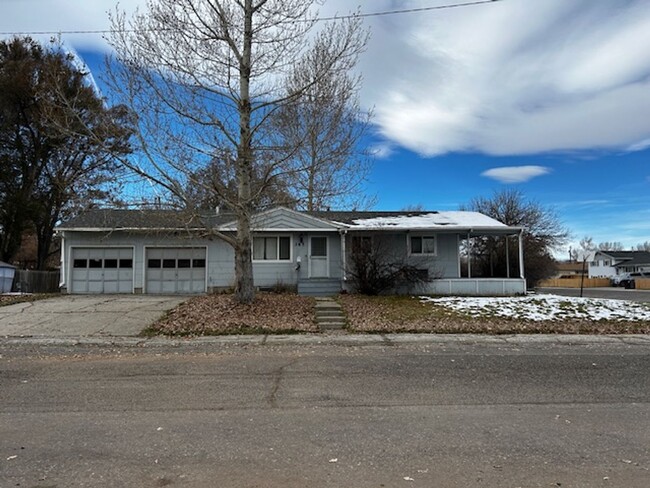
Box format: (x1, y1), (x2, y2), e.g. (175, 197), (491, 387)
(349, 211), (508, 229)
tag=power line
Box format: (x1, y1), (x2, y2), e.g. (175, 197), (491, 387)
(0, 1), (502, 37)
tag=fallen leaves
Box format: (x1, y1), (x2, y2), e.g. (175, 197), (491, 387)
(146, 292), (317, 336)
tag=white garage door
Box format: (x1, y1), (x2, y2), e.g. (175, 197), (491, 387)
(71, 248), (134, 294)
(145, 247), (206, 294)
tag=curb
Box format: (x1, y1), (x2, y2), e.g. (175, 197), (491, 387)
(1, 333), (650, 348)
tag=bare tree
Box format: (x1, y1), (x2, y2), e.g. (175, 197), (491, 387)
(635, 241), (650, 252)
(105, 0), (367, 303)
(0, 37), (131, 268)
(272, 29), (373, 211)
(461, 189), (569, 287)
(577, 236), (596, 297)
(597, 241), (624, 251)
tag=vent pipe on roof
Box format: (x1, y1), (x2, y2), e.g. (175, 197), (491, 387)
(215, 205), (220, 215)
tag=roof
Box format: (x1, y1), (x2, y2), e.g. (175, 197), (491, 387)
(57, 208), (237, 231)
(0, 261), (16, 269)
(58, 207), (518, 232)
(308, 210), (515, 230)
(597, 250), (650, 267)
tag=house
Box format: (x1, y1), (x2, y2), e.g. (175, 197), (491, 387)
(55, 206), (526, 296)
(588, 251), (650, 278)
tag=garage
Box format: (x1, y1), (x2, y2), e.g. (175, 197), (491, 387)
(145, 247), (206, 294)
(71, 247), (134, 294)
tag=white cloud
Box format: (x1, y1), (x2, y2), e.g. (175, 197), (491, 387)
(350, 0), (650, 156)
(2, 0), (650, 156)
(0, 0), (146, 51)
(481, 165), (550, 184)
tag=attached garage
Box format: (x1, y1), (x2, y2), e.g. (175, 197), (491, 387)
(145, 247), (207, 294)
(70, 247), (134, 294)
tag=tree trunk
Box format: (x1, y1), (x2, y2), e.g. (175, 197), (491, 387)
(233, 0), (256, 304)
(234, 212), (255, 304)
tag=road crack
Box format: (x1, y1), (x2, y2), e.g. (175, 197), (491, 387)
(266, 358), (299, 408)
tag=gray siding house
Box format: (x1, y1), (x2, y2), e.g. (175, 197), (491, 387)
(56, 207), (526, 296)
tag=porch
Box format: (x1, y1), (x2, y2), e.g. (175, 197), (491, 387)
(422, 278), (527, 296)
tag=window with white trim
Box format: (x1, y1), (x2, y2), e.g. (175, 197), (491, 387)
(253, 236), (291, 261)
(410, 235), (436, 255)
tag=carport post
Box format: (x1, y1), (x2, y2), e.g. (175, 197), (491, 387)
(506, 235), (510, 279)
(467, 231), (472, 278)
(518, 230), (524, 279)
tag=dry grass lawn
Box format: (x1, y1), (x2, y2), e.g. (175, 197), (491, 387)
(145, 292), (317, 336)
(338, 294), (650, 334)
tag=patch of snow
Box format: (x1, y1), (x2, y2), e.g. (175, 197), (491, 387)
(350, 211), (508, 229)
(419, 295), (650, 322)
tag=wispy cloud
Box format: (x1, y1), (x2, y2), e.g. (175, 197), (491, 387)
(3, 0), (650, 157)
(347, 0), (650, 156)
(481, 165), (550, 184)
(628, 138), (650, 152)
(369, 142), (395, 159)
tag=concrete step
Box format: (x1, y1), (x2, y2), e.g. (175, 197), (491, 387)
(320, 323), (346, 330)
(314, 298), (347, 332)
(316, 309), (344, 317)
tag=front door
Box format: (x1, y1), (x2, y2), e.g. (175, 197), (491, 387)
(309, 236), (329, 278)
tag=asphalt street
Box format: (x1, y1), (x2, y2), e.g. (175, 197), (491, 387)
(1, 339), (649, 487)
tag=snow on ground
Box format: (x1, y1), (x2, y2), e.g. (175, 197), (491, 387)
(420, 294), (650, 322)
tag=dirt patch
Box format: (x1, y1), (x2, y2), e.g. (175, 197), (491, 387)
(338, 294), (650, 334)
(145, 292), (317, 336)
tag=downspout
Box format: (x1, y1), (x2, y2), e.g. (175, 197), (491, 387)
(59, 232), (66, 291)
(340, 229), (347, 282)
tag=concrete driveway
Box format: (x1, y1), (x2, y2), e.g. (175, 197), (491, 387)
(0, 295), (187, 337)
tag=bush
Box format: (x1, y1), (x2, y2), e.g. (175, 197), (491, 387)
(347, 238), (434, 295)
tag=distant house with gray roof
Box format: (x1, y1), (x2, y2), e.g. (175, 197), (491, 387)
(588, 250), (650, 278)
(55, 206), (526, 296)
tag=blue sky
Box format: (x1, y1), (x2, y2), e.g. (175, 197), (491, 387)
(2, 0), (650, 255)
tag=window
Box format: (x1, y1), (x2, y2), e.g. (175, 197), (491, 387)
(253, 236), (291, 261)
(162, 259), (176, 268)
(351, 236), (372, 253)
(119, 259), (133, 268)
(104, 259), (118, 268)
(73, 259), (87, 268)
(178, 259), (191, 268)
(311, 237), (327, 257)
(192, 258), (206, 268)
(410, 236), (436, 255)
(148, 259), (161, 268)
(89, 259), (103, 268)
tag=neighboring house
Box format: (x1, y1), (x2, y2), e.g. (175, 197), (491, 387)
(55, 206), (526, 296)
(588, 251), (650, 278)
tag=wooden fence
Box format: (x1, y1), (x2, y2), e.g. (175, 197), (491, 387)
(12, 270), (60, 293)
(537, 277), (611, 288)
(635, 278), (650, 290)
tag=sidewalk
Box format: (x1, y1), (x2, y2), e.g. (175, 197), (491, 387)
(2, 332), (650, 348)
